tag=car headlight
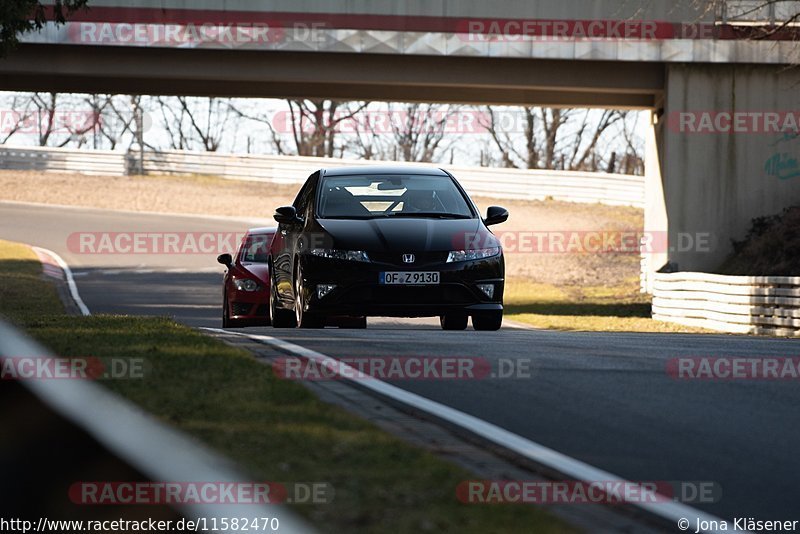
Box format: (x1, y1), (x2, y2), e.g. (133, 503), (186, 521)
(234, 278), (261, 292)
(310, 249), (370, 262)
(446, 247), (501, 263)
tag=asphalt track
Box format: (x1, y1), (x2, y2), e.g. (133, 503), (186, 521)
(2, 201), (799, 524)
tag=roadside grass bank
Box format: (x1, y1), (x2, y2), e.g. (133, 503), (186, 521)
(0, 239), (573, 534)
(504, 278), (711, 333)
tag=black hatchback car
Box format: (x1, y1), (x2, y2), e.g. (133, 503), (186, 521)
(268, 166), (509, 330)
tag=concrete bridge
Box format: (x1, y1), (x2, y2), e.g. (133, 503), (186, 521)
(2, 0), (800, 282)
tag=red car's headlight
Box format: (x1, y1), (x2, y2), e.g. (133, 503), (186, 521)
(233, 279), (261, 292)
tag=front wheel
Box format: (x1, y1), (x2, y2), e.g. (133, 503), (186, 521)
(472, 311), (503, 331)
(270, 278), (296, 328)
(294, 266), (325, 329)
(222, 296), (231, 328)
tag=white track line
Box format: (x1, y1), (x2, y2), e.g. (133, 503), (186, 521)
(204, 327), (738, 534)
(32, 246), (91, 316)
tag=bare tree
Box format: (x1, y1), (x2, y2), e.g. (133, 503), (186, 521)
(287, 99), (368, 157)
(155, 96), (232, 152)
(483, 106), (542, 168)
(0, 93), (36, 144)
(30, 92), (59, 146)
(229, 101), (292, 155)
(94, 94), (140, 150)
(388, 103), (462, 163)
(481, 106), (632, 172)
(345, 111), (387, 160)
(230, 99), (368, 157)
(567, 109), (624, 171)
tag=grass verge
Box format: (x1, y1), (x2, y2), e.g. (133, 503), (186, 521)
(0, 240), (573, 534)
(504, 279), (711, 333)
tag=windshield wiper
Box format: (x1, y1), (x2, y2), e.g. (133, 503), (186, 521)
(384, 212), (472, 219)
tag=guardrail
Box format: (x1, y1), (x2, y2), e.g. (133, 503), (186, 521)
(0, 145), (645, 208)
(0, 318), (313, 532)
(652, 271), (800, 337)
(0, 144), (127, 175)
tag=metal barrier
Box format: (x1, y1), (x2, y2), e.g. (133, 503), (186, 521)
(0, 145), (127, 175)
(0, 319), (314, 532)
(652, 271), (800, 337)
(0, 145), (645, 208)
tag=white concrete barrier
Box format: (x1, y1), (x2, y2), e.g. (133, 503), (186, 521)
(652, 271), (800, 337)
(0, 144), (126, 175)
(0, 145), (645, 208)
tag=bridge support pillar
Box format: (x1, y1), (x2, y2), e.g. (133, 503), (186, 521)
(656, 63), (800, 276)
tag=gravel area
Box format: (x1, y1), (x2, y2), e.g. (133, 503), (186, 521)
(0, 169), (643, 286)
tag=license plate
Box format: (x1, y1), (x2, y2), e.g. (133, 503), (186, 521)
(380, 271), (440, 285)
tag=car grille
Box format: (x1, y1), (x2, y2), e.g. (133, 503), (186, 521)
(367, 251), (449, 267)
(232, 302), (254, 316)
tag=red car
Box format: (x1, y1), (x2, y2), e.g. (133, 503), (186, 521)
(217, 227), (276, 327)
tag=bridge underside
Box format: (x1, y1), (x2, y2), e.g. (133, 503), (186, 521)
(0, 44), (662, 109)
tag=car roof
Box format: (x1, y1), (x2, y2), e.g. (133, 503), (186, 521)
(320, 165), (450, 177)
(246, 227), (277, 234)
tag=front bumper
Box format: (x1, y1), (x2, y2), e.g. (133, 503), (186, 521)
(229, 289), (269, 320)
(299, 253), (504, 318)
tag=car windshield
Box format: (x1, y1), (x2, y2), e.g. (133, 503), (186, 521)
(317, 174), (474, 219)
(240, 233), (272, 263)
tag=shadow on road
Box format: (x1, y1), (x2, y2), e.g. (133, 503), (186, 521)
(505, 301), (651, 317)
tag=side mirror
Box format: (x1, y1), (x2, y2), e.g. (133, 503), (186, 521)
(274, 205), (301, 224)
(484, 206), (509, 226)
(217, 253), (232, 266)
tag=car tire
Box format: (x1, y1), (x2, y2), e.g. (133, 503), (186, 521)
(294, 266), (324, 329)
(222, 296), (231, 328)
(270, 277), (296, 328)
(440, 312), (468, 330)
(472, 311), (503, 331)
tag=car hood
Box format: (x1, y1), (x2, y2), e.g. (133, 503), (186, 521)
(316, 217), (496, 252)
(236, 262), (270, 285)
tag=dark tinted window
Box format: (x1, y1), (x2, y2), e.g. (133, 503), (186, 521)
(293, 172), (319, 216)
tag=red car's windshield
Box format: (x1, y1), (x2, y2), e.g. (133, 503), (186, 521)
(239, 233), (273, 263)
